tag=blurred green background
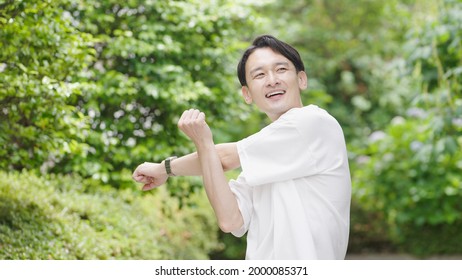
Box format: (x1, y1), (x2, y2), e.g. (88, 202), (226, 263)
(1, 0), (461, 259)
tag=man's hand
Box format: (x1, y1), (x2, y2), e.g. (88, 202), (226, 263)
(178, 109), (213, 146)
(132, 109), (220, 192)
(132, 162), (168, 191)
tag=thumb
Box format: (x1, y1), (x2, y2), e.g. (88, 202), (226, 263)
(142, 183), (156, 191)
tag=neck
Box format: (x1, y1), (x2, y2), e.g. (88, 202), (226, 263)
(268, 103), (303, 122)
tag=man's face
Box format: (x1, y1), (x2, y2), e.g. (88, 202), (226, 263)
(241, 47), (307, 121)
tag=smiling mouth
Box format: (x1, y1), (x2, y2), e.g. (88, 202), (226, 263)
(265, 90), (286, 98)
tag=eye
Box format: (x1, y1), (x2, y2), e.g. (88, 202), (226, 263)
(277, 67), (288, 73)
(253, 73), (264, 79)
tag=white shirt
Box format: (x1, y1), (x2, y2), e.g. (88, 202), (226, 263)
(229, 105), (351, 260)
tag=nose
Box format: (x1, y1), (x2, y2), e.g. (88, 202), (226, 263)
(266, 71), (280, 87)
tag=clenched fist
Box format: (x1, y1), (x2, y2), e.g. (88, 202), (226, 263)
(178, 109), (213, 146)
(132, 162), (168, 191)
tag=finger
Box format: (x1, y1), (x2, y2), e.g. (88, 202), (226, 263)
(179, 109), (194, 127)
(189, 109), (200, 121)
(142, 182), (158, 191)
(197, 111), (206, 122)
(142, 184), (152, 191)
(132, 170), (143, 182)
(132, 174), (142, 182)
(134, 175), (150, 184)
(132, 163), (146, 178)
(179, 109), (202, 129)
(180, 109), (190, 121)
(133, 167), (153, 183)
(132, 166), (145, 181)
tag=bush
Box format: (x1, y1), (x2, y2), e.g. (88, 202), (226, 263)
(0, 0), (94, 172)
(354, 112), (462, 257)
(0, 170), (220, 259)
(346, 198), (396, 255)
(351, 0), (462, 257)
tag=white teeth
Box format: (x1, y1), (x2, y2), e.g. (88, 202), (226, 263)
(266, 91), (285, 98)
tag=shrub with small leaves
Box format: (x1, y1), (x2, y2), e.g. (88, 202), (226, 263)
(0, 170), (220, 259)
(354, 0), (462, 257)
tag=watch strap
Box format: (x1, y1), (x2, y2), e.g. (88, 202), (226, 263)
(165, 156), (177, 176)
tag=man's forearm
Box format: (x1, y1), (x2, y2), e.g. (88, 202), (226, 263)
(195, 141), (244, 233)
(169, 142), (239, 176)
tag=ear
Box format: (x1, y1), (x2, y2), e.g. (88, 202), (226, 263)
(241, 86), (253, 104)
(298, 71), (308, 90)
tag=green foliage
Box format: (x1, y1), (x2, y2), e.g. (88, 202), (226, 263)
(347, 199), (396, 254)
(210, 231), (247, 260)
(0, 170), (219, 259)
(354, 0), (462, 257)
(0, 0), (95, 171)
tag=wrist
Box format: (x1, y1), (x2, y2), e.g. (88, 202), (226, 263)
(164, 156), (177, 177)
(194, 138), (215, 151)
(159, 160), (168, 177)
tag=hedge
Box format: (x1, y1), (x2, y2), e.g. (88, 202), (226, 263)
(0, 170), (220, 259)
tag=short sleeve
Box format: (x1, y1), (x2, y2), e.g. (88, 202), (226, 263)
(237, 106), (344, 186)
(229, 175), (253, 237)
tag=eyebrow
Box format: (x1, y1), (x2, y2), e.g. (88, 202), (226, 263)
(249, 62), (290, 76)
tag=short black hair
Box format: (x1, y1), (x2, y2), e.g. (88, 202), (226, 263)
(237, 35), (305, 86)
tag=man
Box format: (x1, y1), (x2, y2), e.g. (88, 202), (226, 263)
(132, 35), (351, 260)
